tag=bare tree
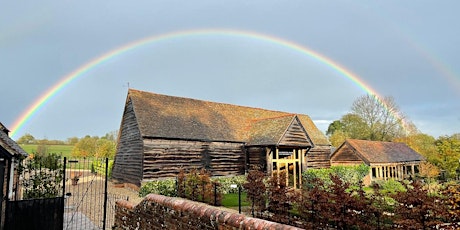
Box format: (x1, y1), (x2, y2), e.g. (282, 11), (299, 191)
(351, 94), (407, 141)
(328, 94), (411, 144)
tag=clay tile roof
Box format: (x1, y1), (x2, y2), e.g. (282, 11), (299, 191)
(128, 89), (329, 145)
(0, 122), (28, 158)
(345, 139), (424, 163)
(247, 115), (295, 146)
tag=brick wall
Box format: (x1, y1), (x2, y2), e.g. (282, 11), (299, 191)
(114, 194), (302, 230)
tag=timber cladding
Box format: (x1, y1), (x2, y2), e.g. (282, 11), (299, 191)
(112, 97), (144, 186)
(143, 139), (245, 179)
(112, 89), (332, 186)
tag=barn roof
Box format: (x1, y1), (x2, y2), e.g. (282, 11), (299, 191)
(0, 122), (28, 158)
(332, 139), (424, 164)
(247, 115), (296, 146)
(127, 89), (329, 146)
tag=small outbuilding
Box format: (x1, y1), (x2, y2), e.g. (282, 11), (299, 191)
(112, 89), (331, 188)
(330, 139), (424, 185)
(0, 122), (28, 227)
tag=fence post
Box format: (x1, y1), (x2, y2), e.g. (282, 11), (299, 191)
(214, 182), (217, 206)
(61, 157), (67, 230)
(238, 185), (241, 214)
(102, 158), (109, 230)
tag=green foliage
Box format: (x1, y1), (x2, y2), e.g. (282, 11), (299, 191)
(17, 133), (36, 144)
(303, 164), (370, 188)
(139, 179), (177, 197)
(327, 94), (409, 146)
(374, 179), (406, 196)
(91, 159), (114, 177)
(221, 193), (249, 207)
(213, 175), (246, 194)
(433, 135), (460, 180)
(20, 153), (64, 199)
(72, 135), (116, 158)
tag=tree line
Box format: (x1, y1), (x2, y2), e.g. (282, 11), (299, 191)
(327, 94), (460, 180)
(16, 130), (118, 158)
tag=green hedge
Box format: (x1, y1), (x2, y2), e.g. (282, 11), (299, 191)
(139, 175), (247, 197)
(139, 178), (177, 197)
(303, 164), (370, 188)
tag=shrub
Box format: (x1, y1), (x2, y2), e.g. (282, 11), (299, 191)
(375, 179), (406, 196)
(139, 178), (176, 197)
(392, 180), (447, 229)
(20, 153), (63, 199)
(212, 175), (246, 194)
(243, 169), (267, 216)
(267, 170), (293, 224)
(302, 164), (370, 188)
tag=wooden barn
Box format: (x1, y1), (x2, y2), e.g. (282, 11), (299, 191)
(0, 122), (28, 227)
(330, 139), (424, 185)
(112, 89), (331, 188)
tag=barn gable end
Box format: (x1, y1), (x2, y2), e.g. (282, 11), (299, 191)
(112, 97), (144, 186)
(278, 116), (313, 147)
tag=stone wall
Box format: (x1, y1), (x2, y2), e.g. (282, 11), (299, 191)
(114, 194), (302, 230)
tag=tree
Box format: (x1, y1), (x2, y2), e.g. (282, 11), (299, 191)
(95, 138), (116, 158)
(71, 135), (117, 158)
(72, 135), (98, 157)
(17, 133), (36, 144)
(394, 133), (437, 160)
(351, 94), (407, 141)
(67, 136), (79, 145)
(328, 94), (411, 146)
(418, 162), (441, 188)
(432, 135), (460, 179)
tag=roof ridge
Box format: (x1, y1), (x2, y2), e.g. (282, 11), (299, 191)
(129, 88), (294, 115)
(250, 114), (296, 122)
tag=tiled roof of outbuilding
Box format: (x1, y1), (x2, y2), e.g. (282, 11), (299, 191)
(0, 122), (28, 158)
(127, 89), (329, 145)
(337, 139), (424, 164)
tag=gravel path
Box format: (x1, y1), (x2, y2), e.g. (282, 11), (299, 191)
(63, 171), (143, 230)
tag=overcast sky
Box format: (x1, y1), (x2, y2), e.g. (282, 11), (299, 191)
(1, 1), (459, 140)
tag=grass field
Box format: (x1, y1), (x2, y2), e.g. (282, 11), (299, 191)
(222, 193), (249, 207)
(20, 144), (74, 157)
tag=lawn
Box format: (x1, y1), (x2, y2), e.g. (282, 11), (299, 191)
(20, 144), (74, 157)
(222, 192), (249, 207)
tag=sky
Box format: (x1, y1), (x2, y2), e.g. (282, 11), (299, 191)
(1, 1), (459, 141)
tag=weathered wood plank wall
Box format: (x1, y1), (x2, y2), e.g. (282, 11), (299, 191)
(278, 119), (311, 147)
(305, 145), (331, 169)
(142, 139), (245, 180)
(245, 147), (266, 171)
(112, 99), (144, 186)
(330, 145), (363, 164)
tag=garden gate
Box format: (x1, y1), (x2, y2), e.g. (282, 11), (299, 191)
(4, 157), (121, 230)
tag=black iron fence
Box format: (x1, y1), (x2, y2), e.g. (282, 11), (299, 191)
(5, 156), (120, 230)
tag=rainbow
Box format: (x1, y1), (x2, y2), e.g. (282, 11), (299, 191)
(9, 28), (400, 139)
